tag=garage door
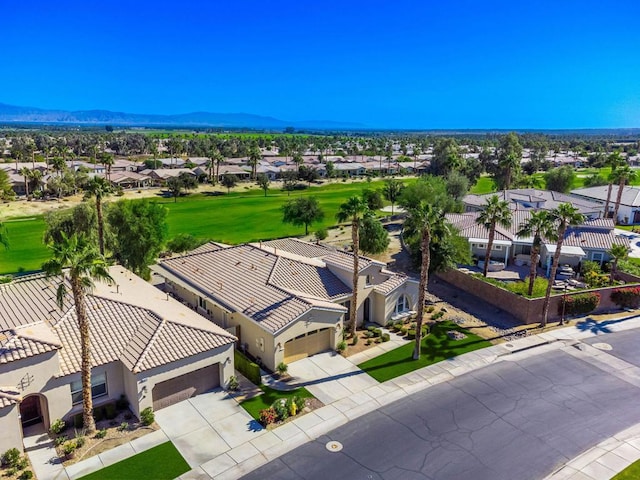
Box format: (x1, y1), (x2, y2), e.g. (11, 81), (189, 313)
(152, 363), (220, 411)
(284, 328), (331, 363)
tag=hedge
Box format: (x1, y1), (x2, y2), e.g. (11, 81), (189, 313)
(558, 292), (600, 316)
(234, 350), (262, 386)
(610, 287), (640, 309)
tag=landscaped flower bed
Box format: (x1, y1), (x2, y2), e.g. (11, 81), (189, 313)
(240, 386), (323, 428)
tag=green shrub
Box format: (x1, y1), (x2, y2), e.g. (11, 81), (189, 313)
(367, 326), (376, 333)
(118, 422), (129, 432)
(315, 228), (328, 241)
(259, 407), (277, 426)
(95, 429), (107, 439)
(1, 448), (20, 468)
(5, 468), (17, 477)
(54, 435), (68, 447)
(272, 400), (289, 421)
(506, 277), (550, 298)
(364, 331), (375, 338)
(381, 333), (390, 342)
(19, 470), (33, 480)
(75, 436), (86, 448)
(611, 287), (640, 308)
(294, 396), (306, 411)
(337, 341), (347, 353)
(430, 312), (444, 320)
(365, 339), (372, 345)
(352, 334), (359, 346)
(407, 329), (416, 339)
(426, 306), (435, 313)
(16, 456), (28, 470)
(62, 441), (77, 456)
(234, 350), (262, 385)
(393, 322), (403, 331)
(50, 418), (66, 435)
(105, 403), (117, 420)
(400, 326), (408, 335)
(140, 407), (155, 426)
(558, 292), (601, 316)
(228, 375), (240, 391)
(373, 328), (382, 337)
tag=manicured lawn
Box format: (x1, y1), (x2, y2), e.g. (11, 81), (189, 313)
(358, 321), (492, 382)
(240, 385), (314, 420)
(469, 176), (496, 194)
(77, 441), (189, 480)
(612, 458), (640, 480)
(0, 179), (415, 274)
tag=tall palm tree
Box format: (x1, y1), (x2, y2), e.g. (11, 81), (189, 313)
(499, 153), (520, 190)
(517, 211), (555, 296)
(604, 151), (625, 217)
(84, 177), (113, 255)
(608, 243), (629, 285)
(336, 196), (369, 338)
(540, 203), (584, 326)
(476, 195), (512, 277)
(20, 167), (31, 199)
(43, 233), (113, 434)
(383, 178), (404, 215)
(248, 146), (261, 180)
(612, 164), (637, 224)
(404, 202), (443, 360)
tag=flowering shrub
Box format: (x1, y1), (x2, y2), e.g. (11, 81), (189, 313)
(558, 292), (600, 316)
(259, 407), (277, 426)
(610, 287), (640, 309)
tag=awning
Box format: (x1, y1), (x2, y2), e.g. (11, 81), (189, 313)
(469, 238), (512, 246)
(545, 245), (586, 256)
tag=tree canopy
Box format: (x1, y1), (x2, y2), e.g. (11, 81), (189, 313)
(359, 215), (389, 254)
(282, 197), (325, 235)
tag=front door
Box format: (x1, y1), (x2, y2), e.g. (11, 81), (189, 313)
(634, 210), (640, 224)
(363, 298), (370, 323)
(20, 396), (42, 428)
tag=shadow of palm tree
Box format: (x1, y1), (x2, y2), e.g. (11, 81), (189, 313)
(247, 419), (264, 432)
(575, 314), (636, 335)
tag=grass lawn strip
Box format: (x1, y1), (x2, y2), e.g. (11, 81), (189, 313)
(357, 321), (492, 383)
(612, 458), (640, 480)
(240, 385), (314, 421)
(76, 441), (189, 480)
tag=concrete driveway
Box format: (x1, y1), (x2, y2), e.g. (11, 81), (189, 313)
(154, 389), (267, 477)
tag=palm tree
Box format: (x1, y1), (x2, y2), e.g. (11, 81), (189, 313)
(476, 195), (512, 277)
(604, 151), (625, 217)
(404, 202), (443, 360)
(99, 153), (114, 182)
(383, 179), (404, 215)
(608, 243), (629, 285)
(540, 203), (584, 326)
(517, 211), (555, 296)
(248, 146), (261, 181)
(499, 153), (520, 190)
(20, 167), (31, 199)
(612, 164), (636, 224)
(336, 196), (369, 338)
(84, 177), (113, 255)
(42, 233), (113, 434)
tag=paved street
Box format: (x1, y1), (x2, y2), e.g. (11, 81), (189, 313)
(243, 329), (640, 480)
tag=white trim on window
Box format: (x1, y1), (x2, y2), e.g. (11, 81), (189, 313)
(395, 295), (410, 314)
(71, 372), (108, 405)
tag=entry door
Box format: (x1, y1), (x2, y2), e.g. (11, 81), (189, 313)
(634, 210), (640, 224)
(363, 298), (371, 323)
(20, 396), (42, 428)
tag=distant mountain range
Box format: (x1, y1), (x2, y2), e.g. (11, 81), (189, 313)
(0, 102), (364, 129)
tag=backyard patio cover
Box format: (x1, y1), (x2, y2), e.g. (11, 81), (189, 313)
(545, 245), (586, 256)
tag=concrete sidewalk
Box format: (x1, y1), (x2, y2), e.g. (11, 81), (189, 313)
(58, 312), (640, 480)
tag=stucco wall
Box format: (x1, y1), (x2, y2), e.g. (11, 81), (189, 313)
(0, 406), (22, 453)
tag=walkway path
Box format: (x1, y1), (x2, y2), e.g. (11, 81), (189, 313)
(51, 312), (640, 480)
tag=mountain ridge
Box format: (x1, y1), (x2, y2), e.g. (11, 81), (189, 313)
(0, 102), (364, 129)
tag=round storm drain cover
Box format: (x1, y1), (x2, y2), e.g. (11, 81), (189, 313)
(505, 343), (514, 348)
(592, 343), (612, 351)
(326, 441), (343, 452)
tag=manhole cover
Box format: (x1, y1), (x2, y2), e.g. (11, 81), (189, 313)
(592, 343), (612, 351)
(326, 441), (343, 452)
(505, 343), (514, 348)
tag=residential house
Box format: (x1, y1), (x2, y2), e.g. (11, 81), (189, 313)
(152, 239), (418, 371)
(571, 185), (640, 225)
(218, 165), (251, 181)
(0, 267), (235, 453)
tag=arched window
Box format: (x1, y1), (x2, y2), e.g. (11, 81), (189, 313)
(395, 295), (409, 314)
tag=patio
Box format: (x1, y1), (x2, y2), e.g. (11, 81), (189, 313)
(459, 264), (541, 282)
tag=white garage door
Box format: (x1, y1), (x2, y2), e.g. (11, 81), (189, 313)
(284, 328), (331, 364)
(152, 363), (220, 411)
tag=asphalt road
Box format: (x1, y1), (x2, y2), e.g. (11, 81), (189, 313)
(243, 329), (640, 480)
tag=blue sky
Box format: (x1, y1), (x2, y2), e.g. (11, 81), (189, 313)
(3, 0), (640, 129)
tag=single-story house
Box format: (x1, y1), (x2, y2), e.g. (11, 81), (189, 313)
(218, 165), (251, 181)
(447, 211), (629, 272)
(152, 239), (418, 371)
(463, 189), (604, 219)
(0, 267), (235, 453)
(333, 162), (366, 176)
(571, 185), (640, 225)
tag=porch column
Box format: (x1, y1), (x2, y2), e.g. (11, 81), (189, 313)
(504, 245), (510, 266)
(546, 255), (552, 277)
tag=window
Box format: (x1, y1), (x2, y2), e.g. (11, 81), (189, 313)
(495, 245), (502, 251)
(70, 372), (107, 405)
(198, 297), (206, 309)
(365, 275), (372, 286)
(592, 252), (604, 264)
(395, 295), (410, 314)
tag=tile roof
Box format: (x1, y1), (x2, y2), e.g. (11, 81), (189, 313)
(0, 269), (235, 375)
(269, 257), (351, 300)
(374, 274), (409, 295)
(572, 186), (640, 207)
(0, 387), (21, 408)
(464, 189), (603, 214)
(261, 238), (332, 259)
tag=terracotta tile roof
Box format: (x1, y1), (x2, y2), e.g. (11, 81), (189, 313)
(374, 274), (409, 295)
(261, 238), (332, 258)
(0, 322), (62, 364)
(0, 387), (21, 408)
(0, 269), (235, 375)
(269, 257), (351, 300)
(465, 189), (603, 214)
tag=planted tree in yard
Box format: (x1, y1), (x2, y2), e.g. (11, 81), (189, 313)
(517, 211), (555, 296)
(608, 243), (630, 284)
(248, 146), (261, 180)
(221, 173), (237, 193)
(257, 173), (270, 196)
(382, 179), (404, 214)
(359, 214), (389, 255)
(495, 132), (522, 190)
(84, 176), (112, 255)
(476, 195), (512, 277)
(362, 188), (384, 211)
(612, 164), (636, 224)
(281, 170), (298, 196)
(604, 151), (625, 217)
(544, 165), (576, 193)
(20, 167), (31, 199)
(336, 196), (369, 337)
(404, 201), (443, 360)
(43, 233), (114, 434)
(282, 197), (324, 235)
(541, 203), (584, 326)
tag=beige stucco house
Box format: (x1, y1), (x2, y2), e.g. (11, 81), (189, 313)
(0, 267), (236, 453)
(152, 239), (419, 371)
